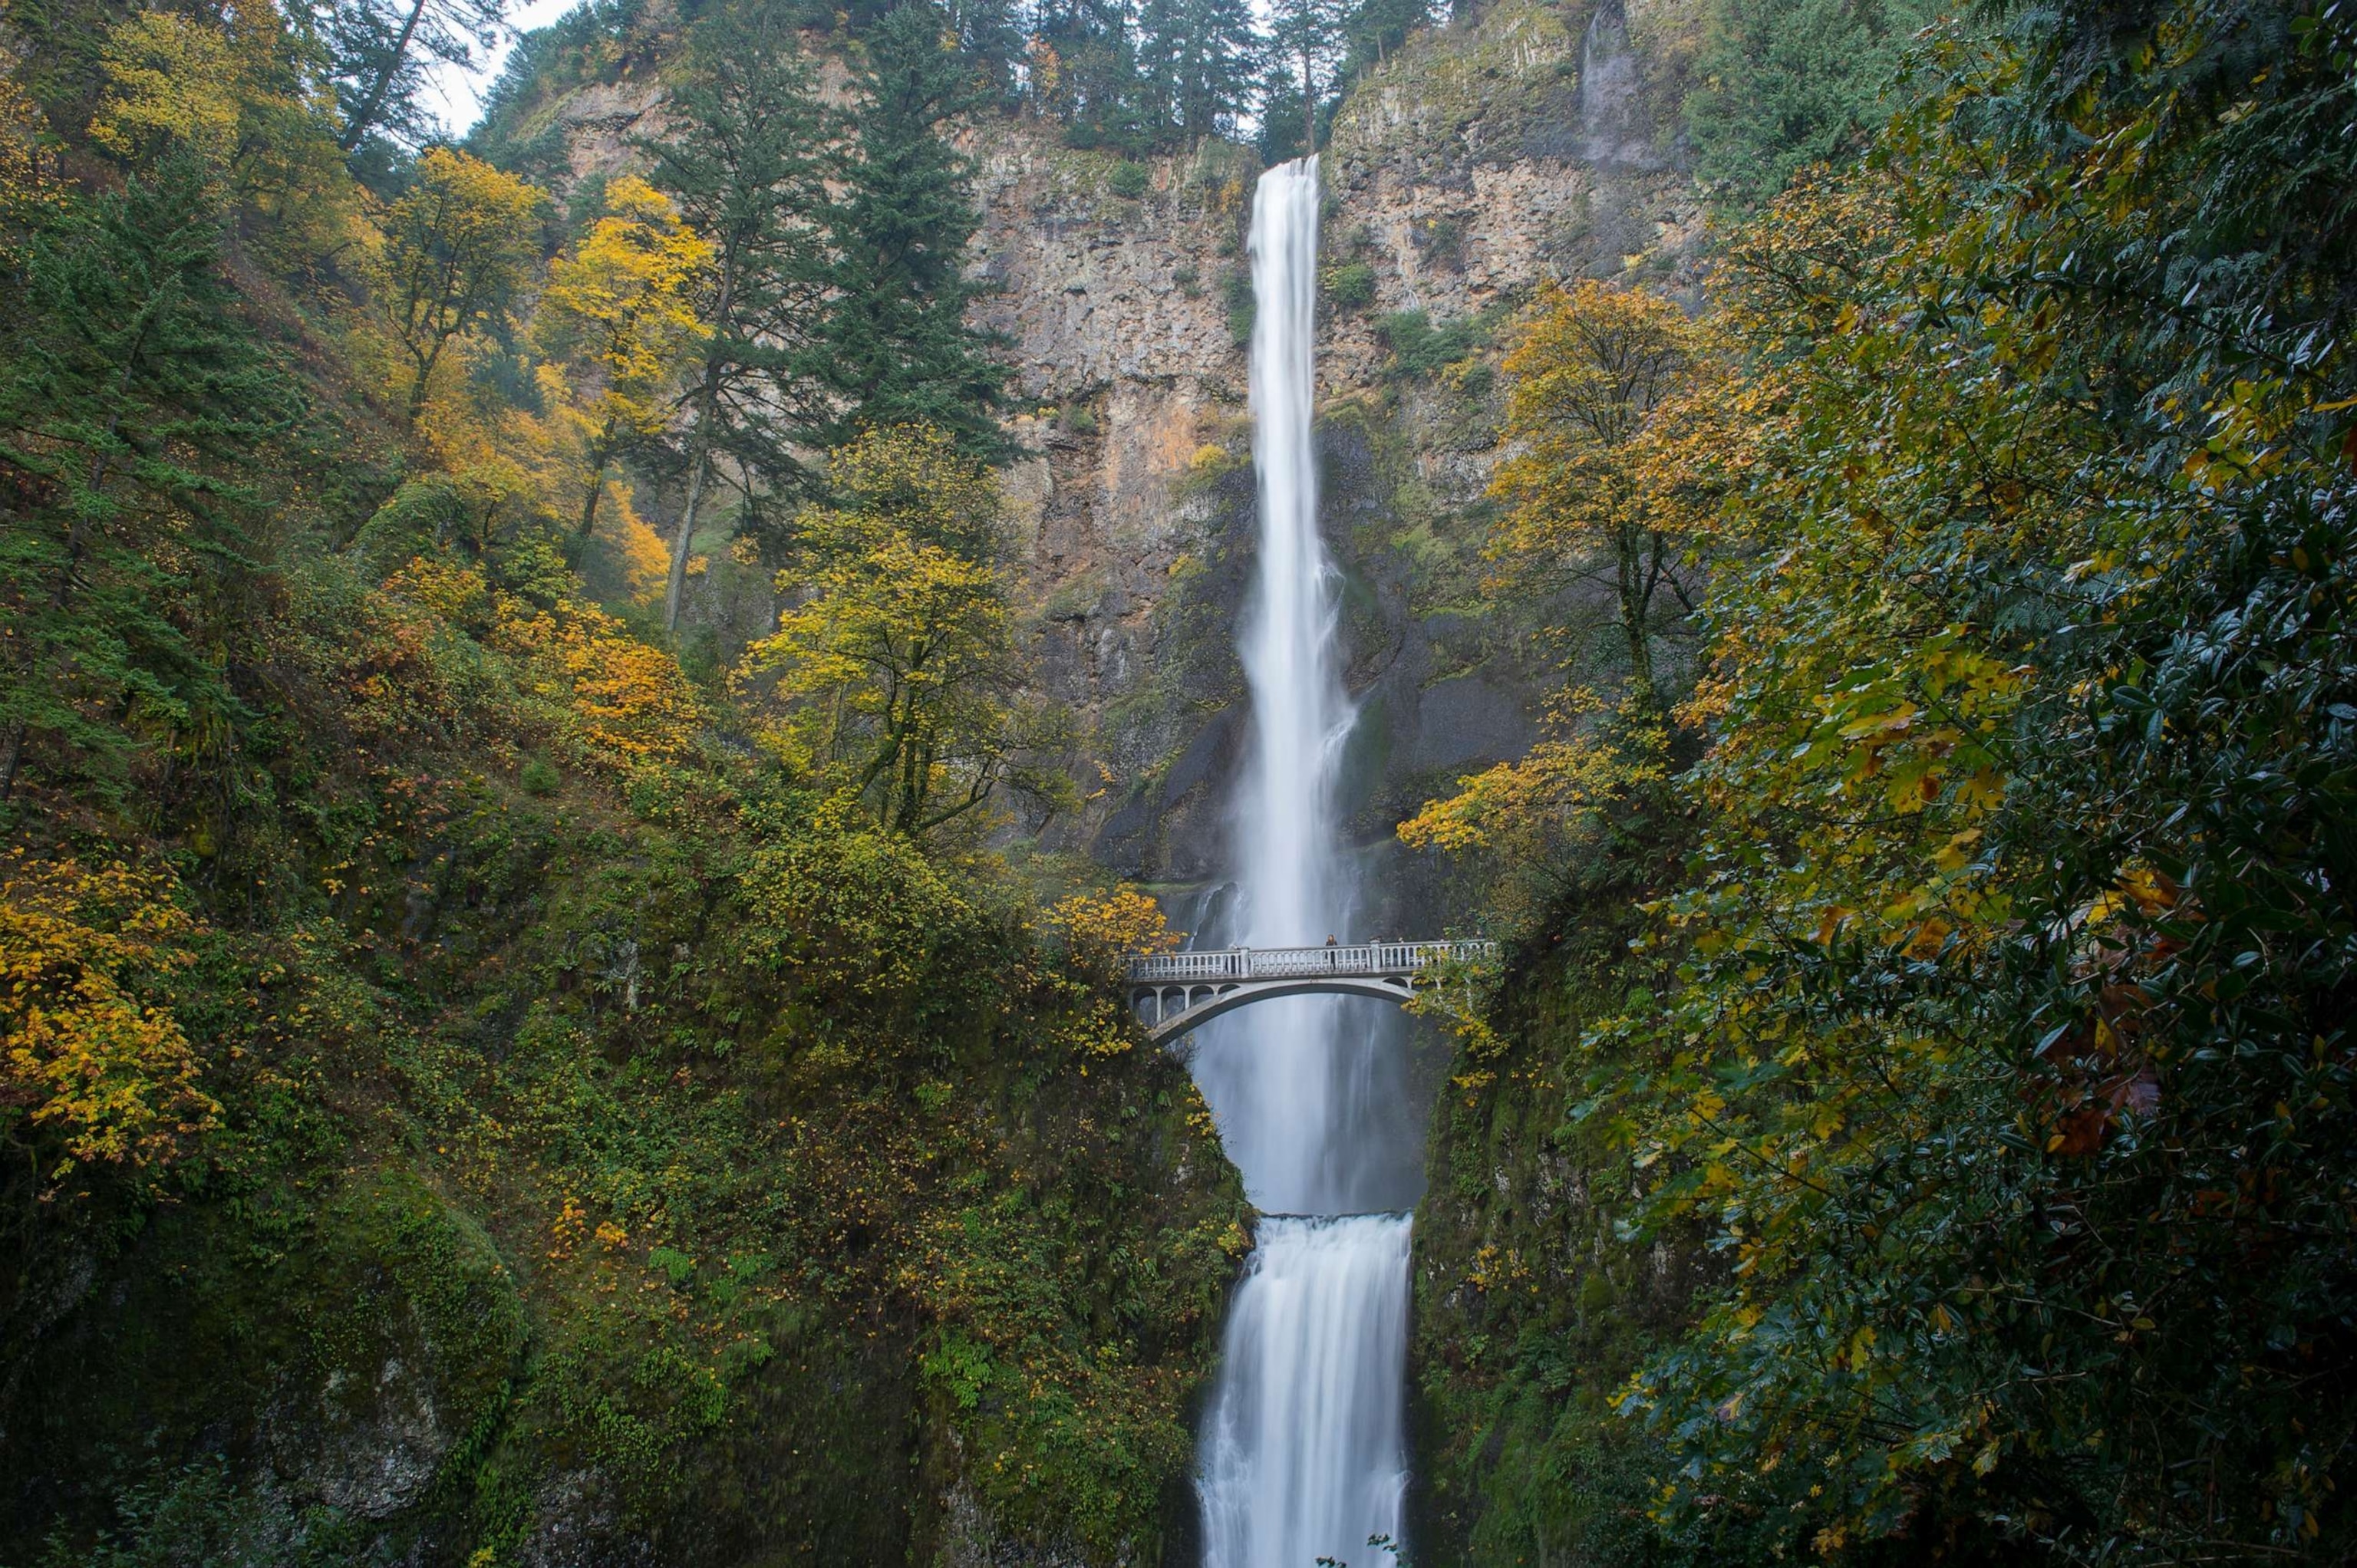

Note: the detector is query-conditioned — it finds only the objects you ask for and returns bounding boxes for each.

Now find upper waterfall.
[1192,155,1416,1568]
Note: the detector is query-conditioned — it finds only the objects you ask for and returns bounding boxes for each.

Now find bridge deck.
[1126,939,1495,985]
[1124,940,1495,1043]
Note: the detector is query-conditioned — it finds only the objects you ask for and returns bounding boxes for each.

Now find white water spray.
[1192,156,1415,1568]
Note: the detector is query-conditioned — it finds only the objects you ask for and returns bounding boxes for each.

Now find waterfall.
[1192,156,1415,1568]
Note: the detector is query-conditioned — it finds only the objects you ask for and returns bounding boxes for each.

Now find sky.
[420,0,584,137]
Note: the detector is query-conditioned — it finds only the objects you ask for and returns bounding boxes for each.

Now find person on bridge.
[1325,934,1337,970]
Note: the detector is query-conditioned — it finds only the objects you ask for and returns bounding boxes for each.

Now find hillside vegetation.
[0,1,1249,1561]
[5,0,2356,1558]
[1400,0,2357,1560]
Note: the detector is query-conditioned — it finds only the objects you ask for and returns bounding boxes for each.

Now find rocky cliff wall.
[977,0,1703,935]
[491,1,1699,931]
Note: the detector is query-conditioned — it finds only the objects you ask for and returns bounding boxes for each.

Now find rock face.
[486,0,1700,931]
[975,0,1701,931]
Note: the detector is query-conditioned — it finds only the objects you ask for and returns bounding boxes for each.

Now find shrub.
[1224,268,1254,346]
[1376,308,1486,380]
[1108,160,1149,199]
[1323,261,1376,309]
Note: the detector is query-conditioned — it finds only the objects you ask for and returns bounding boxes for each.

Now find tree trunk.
[1617,519,1658,715]
[665,252,736,632]
[579,462,606,539]
[1300,46,1317,156]
[0,720,24,802]
[340,0,432,152]
[664,443,710,632]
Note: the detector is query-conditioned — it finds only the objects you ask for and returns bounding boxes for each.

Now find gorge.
[8,0,2352,1560]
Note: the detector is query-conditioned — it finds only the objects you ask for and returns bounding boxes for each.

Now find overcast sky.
[421,0,584,136]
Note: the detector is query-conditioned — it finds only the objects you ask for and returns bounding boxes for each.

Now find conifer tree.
[311,0,507,160]
[804,3,1009,460]
[1137,0,1261,143]
[1336,0,1431,85]
[1264,0,1344,157]
[642,0,830,630]
[0,155,294,801]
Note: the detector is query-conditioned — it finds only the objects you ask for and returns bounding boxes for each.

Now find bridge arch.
[1125,939,1495,1047]
[1134,976,1420,1046]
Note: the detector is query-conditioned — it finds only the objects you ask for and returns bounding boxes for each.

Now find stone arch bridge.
[1126,940,1498,1046]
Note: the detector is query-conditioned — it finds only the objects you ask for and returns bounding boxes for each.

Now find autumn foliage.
[0,854,214,1188]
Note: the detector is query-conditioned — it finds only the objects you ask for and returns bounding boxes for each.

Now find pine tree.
[0,154,295,802]
[1337,0,1432,86]
[944,0,1026,106]
[308,0,507,161]
[1264,0,1345,157]
[1137,0,1261,144]
[804,3,1009,460]
[1185,0,1264,141]
[642,0,831,630]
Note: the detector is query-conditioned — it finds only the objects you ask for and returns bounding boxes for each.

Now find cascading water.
[1191,156,1415,1568]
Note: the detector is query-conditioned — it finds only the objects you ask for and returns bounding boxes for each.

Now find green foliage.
[38,1456,374,1566]
[1108,159,1150,199]
[0,10,1239,1562]
[639,0,831,625]
[0,151,296,805]
[1373,307,1493,381]
[799,5,1010,460]
[1223,264,1254,346]
[315,0,505,162]
[1412,0,2357,1561]
[1683,0,1932,207]
[1322,259,1376,308]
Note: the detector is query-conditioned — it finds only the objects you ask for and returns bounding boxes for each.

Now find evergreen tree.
[642,0,831,630]
[1335,0,1432,86]
[1137,0,1261,143]
[1029,0,1151,150]
[1683,0,1933,207]
[0,155,295,802]
[944,0,1026,106]
[804,3,1009,460]
[308,0,507,162]
[1264,0,1344,158]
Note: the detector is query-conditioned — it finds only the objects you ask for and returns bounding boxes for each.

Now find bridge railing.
[1126,939,1495,984]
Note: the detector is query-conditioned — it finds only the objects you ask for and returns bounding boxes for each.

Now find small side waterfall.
[1192,157,1415,1568]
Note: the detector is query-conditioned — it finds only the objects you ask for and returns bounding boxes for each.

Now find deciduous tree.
[1489,278,1732,717]
[375,147,545,420]
[736,426,1057,835]
[533,176,709,540]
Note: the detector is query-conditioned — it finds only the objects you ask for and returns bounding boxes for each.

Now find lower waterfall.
[1196,1215,1413,1568]
[1189,156,1414,1568]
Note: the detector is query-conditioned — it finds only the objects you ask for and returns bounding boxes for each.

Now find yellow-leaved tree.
[375,147,546,421]
[89,5,354,264]
[1398,281,1741,908]
[534,176,710,540]
[737,426,1065,836]
[1488,278,1736,716]
[0,854,216,1192]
